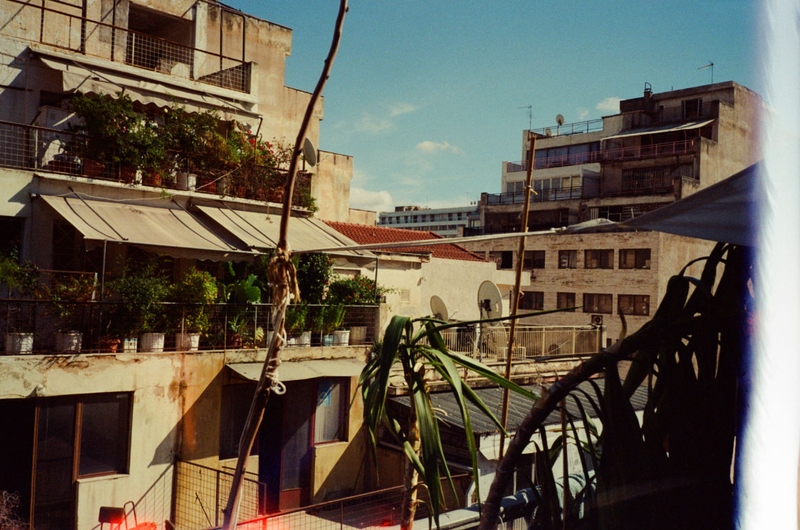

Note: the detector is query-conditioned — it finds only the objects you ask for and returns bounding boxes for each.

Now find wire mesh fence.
[438,325,601,361]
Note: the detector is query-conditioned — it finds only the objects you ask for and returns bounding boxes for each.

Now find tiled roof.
[323,221,486,262]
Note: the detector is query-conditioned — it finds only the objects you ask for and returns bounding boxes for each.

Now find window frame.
[582,293,613,314]
[618,294,651,316]
[313,378,349,445]
[556,292,576,312]
[523,250,546,270]
[619,248,651,269]
[519,291,544,311]
[584,249,614,269]
[558,250,577,269]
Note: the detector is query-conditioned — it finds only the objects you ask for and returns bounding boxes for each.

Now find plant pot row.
[2,331,202,354]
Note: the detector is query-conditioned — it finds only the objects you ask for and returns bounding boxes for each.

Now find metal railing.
[4,0,252,92]
[486,186,584,205]
[174,461,265,529]
[529,119,604,138]
[0,299,378,354]
[222,474,472,530]
[0,120,313,205]
[437,325,600,361]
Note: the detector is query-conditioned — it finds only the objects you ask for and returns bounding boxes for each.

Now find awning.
[39,195,254,260]
[227,359,365,382]
[604,119,714,141]
[35,50,259,124]
[193,204,374,258]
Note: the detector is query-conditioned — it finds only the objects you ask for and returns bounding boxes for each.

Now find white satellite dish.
[478,280,504,320]
[302,137,317,167]
[556,114,565,126]
[430,295,449,322]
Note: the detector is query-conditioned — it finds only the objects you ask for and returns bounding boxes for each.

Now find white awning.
[35,51,259,124]
[227,359,365,382]
[39,195,254,260]
[604,119,714,141]
[193,204,374,258]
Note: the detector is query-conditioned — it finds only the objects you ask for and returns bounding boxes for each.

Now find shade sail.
[604,119,714,141]
[193,204,373,258]
[39,195,253,260]
[35,51,258,123]
[227,359,365,382]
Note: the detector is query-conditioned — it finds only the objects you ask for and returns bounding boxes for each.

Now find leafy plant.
[360,315,538,529]
[316,303,345,336]
[108,262,170,336]
[294,253,334,304]
[285,304,307,336]
[169,268,218,333]
[327,275,387,305]
[0,252,40,298]
[45,273,96,332]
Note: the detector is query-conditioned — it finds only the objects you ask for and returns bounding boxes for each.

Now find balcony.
[529,118,604,138]
[5,0,252,93]
[486,185,583,205]
[0,120,313,207]
[438,324,600,360]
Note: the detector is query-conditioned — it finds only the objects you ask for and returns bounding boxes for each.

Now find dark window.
[558,250,577,269]
[682,98,702,119]
[52,220,79,271]
[583,293,613,314]
[619,249,651,269]
[519,291,544,310]
[557,292,576,312]
[220,384,259,459]
[314,379,348,444]
[584,249,613,269]
[523,250,546,269]
[619,294,650,316]
[78,394,132,476]
[490,251,514,269]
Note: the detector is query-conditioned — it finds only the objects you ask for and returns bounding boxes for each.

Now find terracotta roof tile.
[323,222,486,262]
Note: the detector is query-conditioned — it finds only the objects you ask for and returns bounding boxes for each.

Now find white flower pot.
[139,332,165,353]
[175,332,201,351]
[176,172,197,191]
[299,331,312,346]
[333,330,350,346]
[5,332,33,354]
[122,337,138,353]
[349,326,367,345]
[54,331,82,353]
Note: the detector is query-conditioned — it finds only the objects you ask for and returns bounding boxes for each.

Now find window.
[220,384,259,459]
[557,292,576,312]
[583,293,613,314]
[558,250,577,269]
[490,251,514,269]
[682,98,702,119]
[519,291,544,310]
[314,379,348,444]
[584,249,613,269]
[523,250,546,269]
[619,249,651,269]
[619,294,650,316]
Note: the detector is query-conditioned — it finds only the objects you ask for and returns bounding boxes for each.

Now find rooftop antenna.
[698,61,714,84]
[517,105,532,130]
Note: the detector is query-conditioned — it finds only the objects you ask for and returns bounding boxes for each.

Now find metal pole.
[498,133,537,460]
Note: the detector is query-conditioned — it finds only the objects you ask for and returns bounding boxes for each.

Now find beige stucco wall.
[314,151,354,222]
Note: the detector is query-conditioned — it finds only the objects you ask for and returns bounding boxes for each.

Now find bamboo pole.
[498,133,536,460]
[221,3,348,528]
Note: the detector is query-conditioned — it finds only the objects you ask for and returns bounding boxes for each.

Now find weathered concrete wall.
[314,151,353,222]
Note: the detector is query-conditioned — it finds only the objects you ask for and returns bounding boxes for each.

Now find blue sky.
[226,1,762,213]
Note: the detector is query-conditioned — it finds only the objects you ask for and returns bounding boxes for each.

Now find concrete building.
[0,2,375,529]
[377,204,480,237]
[464,81,762,339]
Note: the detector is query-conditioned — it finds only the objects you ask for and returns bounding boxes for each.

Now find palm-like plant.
[360,315,538,529]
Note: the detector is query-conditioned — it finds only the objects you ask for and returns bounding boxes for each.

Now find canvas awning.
[35,50,259,124]
[603,119,714,141]
[193,204,374,258]
[227,359,365,382]
[39,195,254,260]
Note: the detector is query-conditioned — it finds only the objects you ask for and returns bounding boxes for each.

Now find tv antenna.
[517,105,532,130]
[698,61,714,84]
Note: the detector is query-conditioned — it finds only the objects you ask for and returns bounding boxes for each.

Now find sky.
[225,1,762,214]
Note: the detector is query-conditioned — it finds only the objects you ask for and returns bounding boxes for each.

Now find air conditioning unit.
[591,314,604,326]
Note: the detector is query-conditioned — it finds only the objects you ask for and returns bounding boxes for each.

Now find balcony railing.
[0,120,313,205]
[438,324,600,360]
[486,186,583,205]
[0,299,378,354]
[529,118,604,138]
[5,0,252,93]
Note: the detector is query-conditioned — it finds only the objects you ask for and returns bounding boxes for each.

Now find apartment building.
[464,81,762,339]
[377,204,480,237]
[0,2,373,529]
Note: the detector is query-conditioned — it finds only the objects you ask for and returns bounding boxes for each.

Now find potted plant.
[317,304,345,347]
[285,304,307,346]
[0,253,40,354]
[46,273,96,353]
[169,268,218,351]
[108,262,169,352]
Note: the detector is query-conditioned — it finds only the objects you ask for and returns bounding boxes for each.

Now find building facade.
[377,204,479,237]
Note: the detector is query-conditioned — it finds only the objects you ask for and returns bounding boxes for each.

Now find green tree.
[360,315,538,529]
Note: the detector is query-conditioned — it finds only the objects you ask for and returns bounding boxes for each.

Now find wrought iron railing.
[4,0,252,93]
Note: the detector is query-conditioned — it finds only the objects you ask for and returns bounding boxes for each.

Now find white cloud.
[389,102,418,117]
[338,101,418,135]
[596,97,621,112]
[348,187,395,213]
[576,107,590,120]
[351,112,392,133]
[415,140,461,154]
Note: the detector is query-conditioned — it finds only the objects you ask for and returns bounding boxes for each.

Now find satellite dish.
[478,281,504,320]
[556,114,565,126]
[302,137,317,167]
[430,295,449,322]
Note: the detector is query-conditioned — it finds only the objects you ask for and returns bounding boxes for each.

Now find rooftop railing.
[4,0,252,93]
[485,185,583,205]
[529,118,604,138]
[438,324,601,360]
